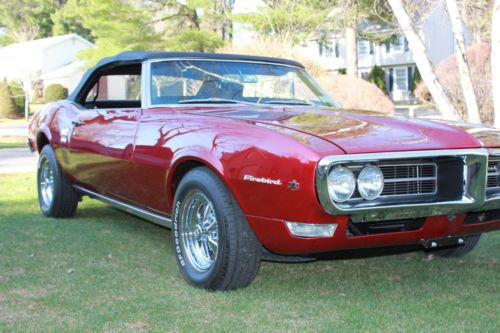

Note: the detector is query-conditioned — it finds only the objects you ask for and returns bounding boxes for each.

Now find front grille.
[487,157,500,190]
[380,164,437,197]
[350,162,438,199]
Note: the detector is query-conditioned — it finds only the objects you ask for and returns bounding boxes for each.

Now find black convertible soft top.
[68,51,305,103]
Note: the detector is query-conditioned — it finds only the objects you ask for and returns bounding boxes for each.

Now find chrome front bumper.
[316,148,499,222]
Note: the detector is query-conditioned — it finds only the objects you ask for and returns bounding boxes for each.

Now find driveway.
[0,148,37,174]
[0,124,29,137]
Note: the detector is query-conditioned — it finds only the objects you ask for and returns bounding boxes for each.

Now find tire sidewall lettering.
[173,200,185,267]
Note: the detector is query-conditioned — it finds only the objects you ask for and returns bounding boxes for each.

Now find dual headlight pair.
[327,165,384,203]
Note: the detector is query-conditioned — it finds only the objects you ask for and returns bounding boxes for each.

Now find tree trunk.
[492,0,500,128]
[445,0,481,123]
[388,0,458,120]
[345,23,358,78]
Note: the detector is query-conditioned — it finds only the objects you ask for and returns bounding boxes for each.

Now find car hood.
[200,106,491,154]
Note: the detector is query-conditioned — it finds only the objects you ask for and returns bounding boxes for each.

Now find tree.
[458,0,493,44]
[51,0,93,41]
[66,0,161,66]
[0,0,61,44]
[446,0,481,123]
[387,0,458,120]
[235,0,333,44]
[9,81,26,115]
[492,0,500,128]
[0,79,17,118]
[327,0,394,78]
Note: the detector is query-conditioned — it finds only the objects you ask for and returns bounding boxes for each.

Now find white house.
[0,34,94,96]
[299,2,468,103]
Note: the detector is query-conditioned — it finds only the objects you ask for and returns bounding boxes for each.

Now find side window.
[82,65,141,109]
[85,75,141,102]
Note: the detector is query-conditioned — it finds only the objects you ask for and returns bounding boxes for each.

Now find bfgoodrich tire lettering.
[37,145,79,218]
[172,167,262,291]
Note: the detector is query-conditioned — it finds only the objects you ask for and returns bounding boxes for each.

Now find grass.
[0,173,499,332]
[0,136,26,149]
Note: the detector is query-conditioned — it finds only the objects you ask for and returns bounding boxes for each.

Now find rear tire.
[172,167,262,291]
[434,234,482,257]
[37,145,79,218]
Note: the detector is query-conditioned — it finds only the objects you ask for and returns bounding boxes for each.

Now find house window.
[392,37,403,52]
[324,44,333,57]
[395,68,408,91]
[319,43,333,57]
[358,41,368,57]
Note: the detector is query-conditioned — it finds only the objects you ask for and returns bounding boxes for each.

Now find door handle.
[71,120,85,127]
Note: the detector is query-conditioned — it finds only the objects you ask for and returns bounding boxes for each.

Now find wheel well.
[36,133,49,152]
[171,160,205,194]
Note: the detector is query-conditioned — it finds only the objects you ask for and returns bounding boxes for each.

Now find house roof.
[40,60,85,80]
[0,34,94,58]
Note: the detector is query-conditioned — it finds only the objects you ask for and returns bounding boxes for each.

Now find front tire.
[37,145,79,218]
[172,167,262,291]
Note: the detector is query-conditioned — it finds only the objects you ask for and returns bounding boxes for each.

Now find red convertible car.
[28,51,500,290]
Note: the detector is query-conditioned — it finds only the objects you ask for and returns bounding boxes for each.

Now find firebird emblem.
[243,175,282,186]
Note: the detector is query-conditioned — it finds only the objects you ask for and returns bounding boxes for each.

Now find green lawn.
[1,173,499,332]
[0,136,26,149]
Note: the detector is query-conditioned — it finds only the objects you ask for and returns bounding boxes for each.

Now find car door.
[68,68,142,201]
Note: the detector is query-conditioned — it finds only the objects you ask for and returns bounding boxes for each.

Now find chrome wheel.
[39,156,55,210]
[179,191,219,272]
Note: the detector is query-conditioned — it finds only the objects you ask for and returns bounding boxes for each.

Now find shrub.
[0,79,17,118]
[317,75,394,114]
[9,81,25,115]
[414,44,493,125]
[411,67,422,93]
[368,66,388,95]
[44,84,68,103]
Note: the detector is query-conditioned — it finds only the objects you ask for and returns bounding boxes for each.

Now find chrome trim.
[142,58,304,109]
[74,186,172,228]
[481,149,500,210]
[316,149,489,222]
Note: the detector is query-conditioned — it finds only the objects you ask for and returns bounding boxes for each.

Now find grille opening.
[349,162,438,199]
[338,157,464,208]
[348,218,425,236]
[463,209,500,225]
[487,157,500,190]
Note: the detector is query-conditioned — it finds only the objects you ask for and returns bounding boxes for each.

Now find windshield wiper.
[178,98,256,106]
[262,100,314,106]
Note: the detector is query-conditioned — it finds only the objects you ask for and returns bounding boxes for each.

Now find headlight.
[357,165,384,200]
[327,166,356,202]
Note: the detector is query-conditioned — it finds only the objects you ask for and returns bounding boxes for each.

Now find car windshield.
[149,60,337,107]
